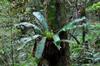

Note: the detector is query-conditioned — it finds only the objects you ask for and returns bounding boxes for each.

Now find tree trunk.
[55,1,71,66]
[58,31,71,66]
[47,0,71,66]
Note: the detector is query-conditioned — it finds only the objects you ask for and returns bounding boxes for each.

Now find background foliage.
[0,0,100,66]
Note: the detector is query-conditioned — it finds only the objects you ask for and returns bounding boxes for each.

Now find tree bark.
[58,31,71,66]
[46,0,71,66]
[55,0,71,66]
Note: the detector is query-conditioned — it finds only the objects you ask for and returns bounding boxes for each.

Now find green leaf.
[53,34,75,50]
[53,34,61,50]
[31,24,42,34]
[87,23,100,30]
[61,39,75,44]
[87,2,100,12]
[17,35,40,50]
[15,22,42,34]
[94,23,100,29]
[72,47,82,53]
[59,17,86,32]
[93,53,100,57]
[35,37,46,59]
[19,35,40,44]
[33,12,49,30]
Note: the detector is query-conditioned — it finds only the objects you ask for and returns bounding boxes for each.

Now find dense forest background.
[0,0,100,66]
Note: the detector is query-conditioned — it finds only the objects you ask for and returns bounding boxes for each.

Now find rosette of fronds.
[15,11,87,59]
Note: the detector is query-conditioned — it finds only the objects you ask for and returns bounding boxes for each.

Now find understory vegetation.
[0,0,100,66]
